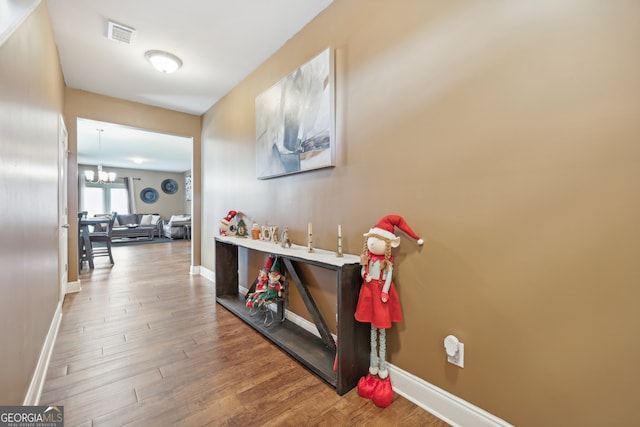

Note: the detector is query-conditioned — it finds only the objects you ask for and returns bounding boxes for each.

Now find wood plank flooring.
[42,240,449,426]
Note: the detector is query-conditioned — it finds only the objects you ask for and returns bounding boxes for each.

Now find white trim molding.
[388,364,513,427]
[23,301,62,405]
[198,265,214,283]
[65,279,81,294]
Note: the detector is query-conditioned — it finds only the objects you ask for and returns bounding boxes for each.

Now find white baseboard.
[199,266,214,283]
[65,279,81,294]
[23,301,62,405]
[200,269,510,426]
[388,365,513,427]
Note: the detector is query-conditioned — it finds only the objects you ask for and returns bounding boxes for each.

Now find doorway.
[76,118,194,260]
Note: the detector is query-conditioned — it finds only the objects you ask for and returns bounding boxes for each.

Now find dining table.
[78,217,112,272]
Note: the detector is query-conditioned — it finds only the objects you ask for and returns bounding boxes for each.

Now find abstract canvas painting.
[256,48,334,179]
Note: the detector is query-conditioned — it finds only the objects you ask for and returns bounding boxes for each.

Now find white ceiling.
[46,0,333,172]
[77,118,193,173]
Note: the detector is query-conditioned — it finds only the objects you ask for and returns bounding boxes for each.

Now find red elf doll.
[354,214,423,408]
[246,256,273,308]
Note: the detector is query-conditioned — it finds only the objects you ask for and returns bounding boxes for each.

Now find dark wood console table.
[214,236,370,395]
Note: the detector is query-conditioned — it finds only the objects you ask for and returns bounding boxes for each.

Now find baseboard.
[201,269,510,426]
[65,279,81,294]
[199,266,214,283]
[388,365,513,427]
[23,301,62,405]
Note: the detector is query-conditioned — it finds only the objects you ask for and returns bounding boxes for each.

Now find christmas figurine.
[281,226,292,248]
[236,218,248,238]
[254,257,285,308]
[219,210,237,236]
[246,257,273,308]
[354,214,423,408]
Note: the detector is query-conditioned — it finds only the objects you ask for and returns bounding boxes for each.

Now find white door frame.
[58,115,69,301]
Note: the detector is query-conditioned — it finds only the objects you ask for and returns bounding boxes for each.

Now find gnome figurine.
[354,214,423,408]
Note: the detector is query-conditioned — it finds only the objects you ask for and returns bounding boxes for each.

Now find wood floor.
[42,240,449,427]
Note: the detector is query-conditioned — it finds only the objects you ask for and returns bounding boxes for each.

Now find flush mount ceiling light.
[145,50,183,74]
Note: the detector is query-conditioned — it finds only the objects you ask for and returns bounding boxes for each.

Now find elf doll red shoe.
[354,215,423,408]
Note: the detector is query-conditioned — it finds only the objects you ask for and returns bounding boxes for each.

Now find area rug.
[112,236,174,246]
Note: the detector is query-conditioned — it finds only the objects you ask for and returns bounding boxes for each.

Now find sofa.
[93,213,163,239]
[162,214,191,239]
[116,213,163,238]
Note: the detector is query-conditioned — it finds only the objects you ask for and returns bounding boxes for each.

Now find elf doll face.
[269,271,281,282]
[367,235,400,255]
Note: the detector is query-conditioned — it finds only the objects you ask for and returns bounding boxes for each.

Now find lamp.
[84,129,116,183]
[145,49,183,74]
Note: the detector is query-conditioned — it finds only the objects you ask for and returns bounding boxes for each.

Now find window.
[81,182,129,217]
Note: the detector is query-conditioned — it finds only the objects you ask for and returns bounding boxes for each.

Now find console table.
[214,236,370,395]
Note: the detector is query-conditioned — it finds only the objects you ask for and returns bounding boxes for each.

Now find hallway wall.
[0,1,65,404]
[200,1,640,425]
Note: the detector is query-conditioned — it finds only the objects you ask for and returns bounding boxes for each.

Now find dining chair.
[78,211,90,270]
[88,211,117,265]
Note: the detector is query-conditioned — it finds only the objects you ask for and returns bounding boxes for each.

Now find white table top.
[215,235,361,267]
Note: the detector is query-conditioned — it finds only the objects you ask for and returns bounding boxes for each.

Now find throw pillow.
[151,215,160,225]
[140,214,153,225]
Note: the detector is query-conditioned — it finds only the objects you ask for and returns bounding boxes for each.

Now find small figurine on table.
[236,218,248,238]
[354,214,423,408]
[219,210,237,236]
[281,226,292,248]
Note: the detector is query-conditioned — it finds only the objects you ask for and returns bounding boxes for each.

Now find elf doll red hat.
[262,256,274,270]
[364,214,424,246]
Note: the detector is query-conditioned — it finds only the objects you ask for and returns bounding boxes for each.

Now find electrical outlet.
[447,342,464,368]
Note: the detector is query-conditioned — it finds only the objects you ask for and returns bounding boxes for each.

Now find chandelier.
[84,128,116,183]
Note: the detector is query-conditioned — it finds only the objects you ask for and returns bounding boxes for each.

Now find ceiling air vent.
[107,21,135,44]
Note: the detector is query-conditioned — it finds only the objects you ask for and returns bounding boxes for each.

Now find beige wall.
[201,1,640,425]
[0,1,65,404]
[65,89,202,282]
